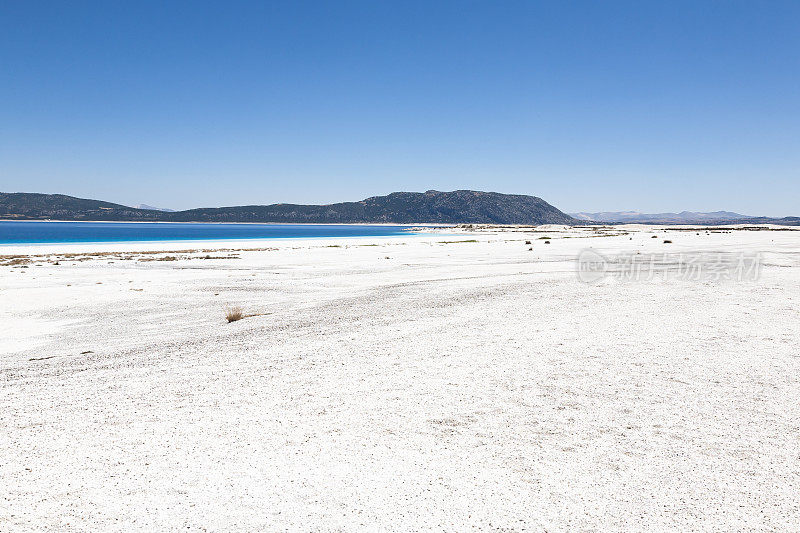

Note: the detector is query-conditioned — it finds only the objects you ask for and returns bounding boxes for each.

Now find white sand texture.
[1,225,799,531]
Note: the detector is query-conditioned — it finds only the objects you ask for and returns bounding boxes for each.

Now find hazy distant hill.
[0,190,575,225]
[134,203,175,212]
[570,210,756,224]
[569,210,799,226]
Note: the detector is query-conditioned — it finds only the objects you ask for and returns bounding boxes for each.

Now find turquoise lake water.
[0,221,416,244]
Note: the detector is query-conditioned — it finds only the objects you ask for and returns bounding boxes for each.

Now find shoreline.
[0,230,461,256]
[2,223,798,255]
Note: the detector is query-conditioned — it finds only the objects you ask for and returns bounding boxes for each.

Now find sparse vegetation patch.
[225,307,244,323]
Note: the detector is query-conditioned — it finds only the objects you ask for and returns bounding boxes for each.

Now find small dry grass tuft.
[225,306,244,323]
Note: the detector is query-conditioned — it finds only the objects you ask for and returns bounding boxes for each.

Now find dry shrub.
[225,306,244,323]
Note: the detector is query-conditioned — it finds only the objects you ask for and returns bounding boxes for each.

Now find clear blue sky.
[1,1,798,215]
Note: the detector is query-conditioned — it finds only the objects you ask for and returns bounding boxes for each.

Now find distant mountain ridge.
[0,190,575,225]
[569,210,799,226]
[570,210,756,224]
[4,192,797,226]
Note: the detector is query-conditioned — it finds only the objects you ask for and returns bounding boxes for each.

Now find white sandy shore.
[1,225,799,531]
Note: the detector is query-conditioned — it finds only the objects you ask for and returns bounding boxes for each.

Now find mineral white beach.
[2,225,799,531]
